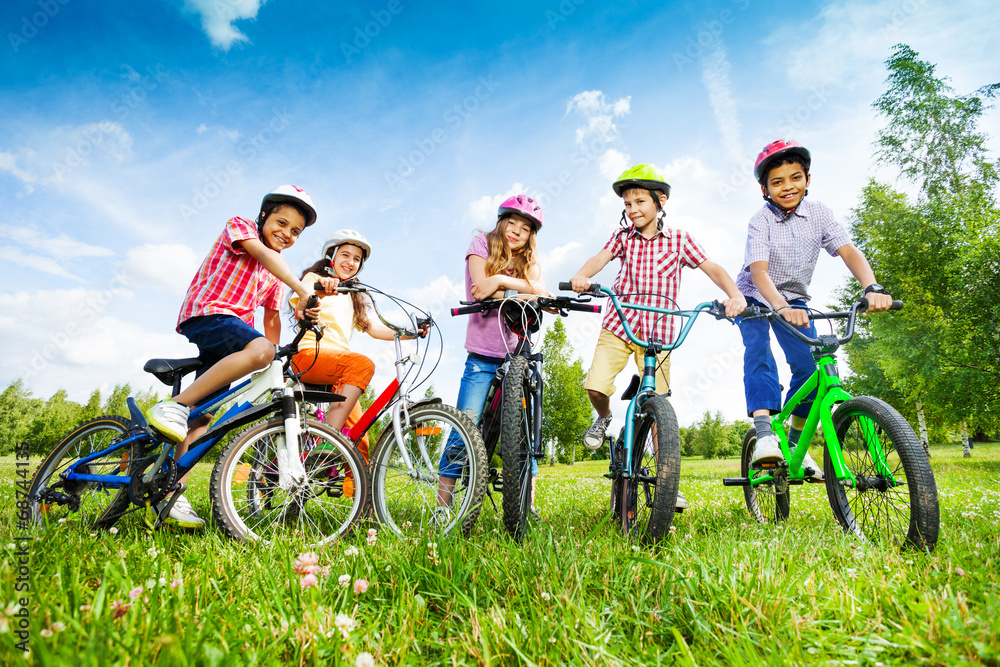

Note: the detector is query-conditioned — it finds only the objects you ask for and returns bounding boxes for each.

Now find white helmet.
[323,229,372,261]
[260,185,317,227]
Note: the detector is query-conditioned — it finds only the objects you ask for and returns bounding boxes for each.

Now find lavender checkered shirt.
[735,200,852,304]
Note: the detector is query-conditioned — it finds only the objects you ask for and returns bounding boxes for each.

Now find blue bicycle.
[27,302,370,546]
[562,281,728,543]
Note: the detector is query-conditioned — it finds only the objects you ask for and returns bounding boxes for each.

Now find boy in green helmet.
[569,164,746,511]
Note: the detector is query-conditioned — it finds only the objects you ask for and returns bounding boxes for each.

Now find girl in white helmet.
[289,230,412,462]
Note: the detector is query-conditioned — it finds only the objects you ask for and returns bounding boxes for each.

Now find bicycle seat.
[143,357,203,386]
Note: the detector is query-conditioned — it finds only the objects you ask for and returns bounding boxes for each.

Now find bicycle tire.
[369,403,487,537]
[827,396,939,551]
[620,395,680,543]
[210,417,368,546]
[500,356,533,541]
[26,416,139,530]
[740,428,790,524]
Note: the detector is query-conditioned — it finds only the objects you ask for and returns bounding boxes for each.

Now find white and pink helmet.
[497,194,543,231]
[260,185,317,227]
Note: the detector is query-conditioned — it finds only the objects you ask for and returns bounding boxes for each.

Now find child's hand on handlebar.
[569,275,591,293]
[722,294,748,318]
[777,304,810,327]
[863,291,894,313]
[314,276,340,294]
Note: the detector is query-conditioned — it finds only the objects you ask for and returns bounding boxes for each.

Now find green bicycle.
[723,298,939,551]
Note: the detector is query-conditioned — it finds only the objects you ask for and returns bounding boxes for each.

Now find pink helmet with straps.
[753,139,811,184]
[497,195,543,231]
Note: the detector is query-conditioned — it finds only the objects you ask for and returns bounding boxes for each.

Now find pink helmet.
[753,140,811,184]
[261,185,317,227]
[497,195,543,231]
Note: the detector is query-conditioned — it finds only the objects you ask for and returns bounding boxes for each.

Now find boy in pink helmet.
[570,164,746,511]
[144,185,320,528]
[736,140,893,475]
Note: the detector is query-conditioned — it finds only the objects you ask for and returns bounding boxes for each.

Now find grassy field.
[3,442,998,666]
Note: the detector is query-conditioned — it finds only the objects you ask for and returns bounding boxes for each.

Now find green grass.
[3,443,999,666]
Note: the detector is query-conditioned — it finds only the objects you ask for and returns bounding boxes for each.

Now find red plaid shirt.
[602,225,708,344]
[176,216,282,331]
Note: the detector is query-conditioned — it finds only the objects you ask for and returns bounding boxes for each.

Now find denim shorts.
[179,314,265,404]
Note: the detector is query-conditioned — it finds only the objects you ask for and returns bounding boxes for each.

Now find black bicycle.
[451,292,600,540]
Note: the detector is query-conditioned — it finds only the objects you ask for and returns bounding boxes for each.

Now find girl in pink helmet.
[435,195,546,520]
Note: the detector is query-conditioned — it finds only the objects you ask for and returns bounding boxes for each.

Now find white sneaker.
[797,450,824,481]
[431,506,452,529]
[146,494,205,529]
[752,434,782,465]
[583,415,613,450]
[147,400,189,443]
[675,489,689,512]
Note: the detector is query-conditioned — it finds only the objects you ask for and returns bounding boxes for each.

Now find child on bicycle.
[144,185,319,528]
[569,164,746,511]
[289,229,423,463]
[737,140,893,476]
[435,195,546,521]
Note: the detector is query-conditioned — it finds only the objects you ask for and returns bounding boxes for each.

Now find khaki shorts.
[584,328,671,397]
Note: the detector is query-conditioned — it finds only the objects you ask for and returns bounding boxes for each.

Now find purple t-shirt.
[464,233,519,357]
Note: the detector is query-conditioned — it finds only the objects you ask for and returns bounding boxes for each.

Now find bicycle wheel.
[369,403,487,537]
[500,356,533,541]
[211,417,368,546]
[740,428,790,524]
[827,397,939,551]
[620,395,680,543]
[27,416,140,530]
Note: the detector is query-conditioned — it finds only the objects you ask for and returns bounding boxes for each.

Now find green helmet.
[612,164,671,199]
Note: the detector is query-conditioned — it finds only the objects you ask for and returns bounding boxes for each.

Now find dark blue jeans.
[737,299,817,419]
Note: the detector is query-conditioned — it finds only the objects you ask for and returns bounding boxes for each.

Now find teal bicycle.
[722,299,940,551]
[561,281,728,543]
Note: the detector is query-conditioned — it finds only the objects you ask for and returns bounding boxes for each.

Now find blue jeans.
[439,354,501,479]
[737,299,817,419]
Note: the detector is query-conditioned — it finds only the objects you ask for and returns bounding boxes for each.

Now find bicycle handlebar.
[311,280,432,338]
[450,294,601,317]
[742,298,903,348]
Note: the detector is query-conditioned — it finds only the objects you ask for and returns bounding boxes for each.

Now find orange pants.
[291,347,374,462]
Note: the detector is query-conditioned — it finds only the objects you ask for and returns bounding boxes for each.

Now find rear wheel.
[211,417,368,546]
[620,395,680,543]
[500,356,534,541]
[27,416,139,530]
[827,397,939,551]
[369,403,487,537]
[741,428,790,524]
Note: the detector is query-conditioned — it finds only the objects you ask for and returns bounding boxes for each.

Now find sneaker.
[751,434,782,465]
[529,505,540,522]
[797,449,825,481]
[583,415,613,450]
[431,506,452,529]
[675,489,689,512]
[146,400,190,443]
[145,494,205,529]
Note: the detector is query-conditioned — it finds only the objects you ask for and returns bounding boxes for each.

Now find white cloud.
[566,90,631,146]
[598,148,629,181]
[183,0,267,50]
[0,225,115,281]
[700,44,745,164]
[121,244,201,294]
[0,150,37,185]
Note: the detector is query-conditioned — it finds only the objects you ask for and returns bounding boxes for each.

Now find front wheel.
[741,428,790,524]
[620,395,680,543]
[369,403,487,537]
[27,416,139,530]
[500,356,533,541]
[827,397,939,551]
[210,417,368,546]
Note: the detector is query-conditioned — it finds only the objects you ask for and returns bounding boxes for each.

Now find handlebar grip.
[859,297,905,312]
[559,281,602,293]
[563,302,602,314]
[451,304,484,316]
[304,294,319,310]
[558,282,573,291]
[313,279,360,293]
[891,300,904,311]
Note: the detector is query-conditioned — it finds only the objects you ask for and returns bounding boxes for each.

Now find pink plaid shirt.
[176,216,282,331]
[602,225,708,345]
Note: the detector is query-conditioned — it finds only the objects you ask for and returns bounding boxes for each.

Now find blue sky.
[2,0,998,428]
